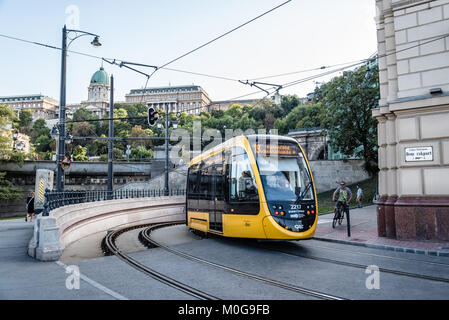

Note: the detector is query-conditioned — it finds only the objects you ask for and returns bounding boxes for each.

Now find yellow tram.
[186,134,318,240]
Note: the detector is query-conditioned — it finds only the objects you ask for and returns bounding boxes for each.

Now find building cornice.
[391,0,432,10]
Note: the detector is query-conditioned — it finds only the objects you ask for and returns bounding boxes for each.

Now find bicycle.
[332,201,348,228]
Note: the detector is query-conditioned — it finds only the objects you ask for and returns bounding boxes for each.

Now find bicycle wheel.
[338,209,344,225]
[332,212,338,228]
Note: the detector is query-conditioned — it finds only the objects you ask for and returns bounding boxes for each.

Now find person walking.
[356,185,363,208]
[26,191,35,222]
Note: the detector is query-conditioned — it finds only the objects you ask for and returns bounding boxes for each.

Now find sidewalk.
[315,205,449,257]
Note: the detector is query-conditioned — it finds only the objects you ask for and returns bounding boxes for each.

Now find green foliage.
[73,145,89,161]
[319,65,379,174]
[0,105,27,165]
[0,172,23,201]
[280,95,301,115]
[130,146,154,160]
[285,103,324,130]
[34,135,52,153]
[31,119,50,144]
[18,110,33,128]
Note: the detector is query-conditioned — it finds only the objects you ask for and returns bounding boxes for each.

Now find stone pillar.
[34,169,54,215]
[374,112,387,237]
[384,113,397,238]
[29,216,63,261]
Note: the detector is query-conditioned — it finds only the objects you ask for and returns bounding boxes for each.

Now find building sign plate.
[405,147,433,162]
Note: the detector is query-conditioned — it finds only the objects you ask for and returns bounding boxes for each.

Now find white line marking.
[55,261,129,300]
[317,220,333,224]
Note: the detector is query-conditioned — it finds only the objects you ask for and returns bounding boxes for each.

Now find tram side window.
[187,164,200,199]
[215,164,225,201]
[199,165,213,200]
[230,153,258,202]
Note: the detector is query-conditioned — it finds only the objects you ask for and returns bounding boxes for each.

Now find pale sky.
[0,0,377,104]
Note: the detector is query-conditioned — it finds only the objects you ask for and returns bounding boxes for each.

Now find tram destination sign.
[405,146,433,162]
[255,143,299,156]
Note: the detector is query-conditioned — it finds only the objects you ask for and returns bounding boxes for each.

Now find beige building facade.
[125,85,211,114]
[373,0,449,240]
[208,99,257,111]
[0,94,59,120]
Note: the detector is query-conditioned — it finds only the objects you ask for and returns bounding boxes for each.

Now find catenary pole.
[107,75,114,199]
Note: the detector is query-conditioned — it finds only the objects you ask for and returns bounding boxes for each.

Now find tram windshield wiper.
[295,181,312,204]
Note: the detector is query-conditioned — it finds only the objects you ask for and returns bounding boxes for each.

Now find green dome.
[90,67,109,84]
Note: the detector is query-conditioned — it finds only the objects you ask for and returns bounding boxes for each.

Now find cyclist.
[332,181,352,219]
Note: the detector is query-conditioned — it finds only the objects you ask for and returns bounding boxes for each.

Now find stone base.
[376,196,387,237]
[35,246,64,262]
[395,197,449,241]
[385,196,398,239]
[29,215,64,261]
[377,196,449,241]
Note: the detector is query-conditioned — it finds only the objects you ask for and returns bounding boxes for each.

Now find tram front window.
[257,155,314,202]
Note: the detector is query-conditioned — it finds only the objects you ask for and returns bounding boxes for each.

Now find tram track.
[300,240,449,267]
[256,242,449,284]
[103,220,219,300]
[139,223,346,300]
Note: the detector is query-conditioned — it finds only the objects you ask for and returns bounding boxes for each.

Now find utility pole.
[56,25,67,192]
[56,25,101,192]
[107,75,114,199]
[164,103,169,196]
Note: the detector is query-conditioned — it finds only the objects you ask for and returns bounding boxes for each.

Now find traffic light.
[148,106,158,126]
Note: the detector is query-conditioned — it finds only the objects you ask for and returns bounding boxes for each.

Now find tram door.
[209,165,224,233]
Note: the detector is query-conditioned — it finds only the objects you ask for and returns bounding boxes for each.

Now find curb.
[313,236,449,257]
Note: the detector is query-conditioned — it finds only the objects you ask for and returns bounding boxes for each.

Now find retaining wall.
[28,196,185,261]
[309,160,370,193]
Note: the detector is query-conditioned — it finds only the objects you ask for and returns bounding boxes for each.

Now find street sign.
[405,146,433,162]
[61,156,71,170]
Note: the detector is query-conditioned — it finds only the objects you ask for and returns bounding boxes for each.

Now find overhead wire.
[156,0,292,71]
[2,29,448,117]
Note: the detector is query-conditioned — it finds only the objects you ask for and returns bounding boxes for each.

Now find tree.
[31,119,50,143]
[130,146,154,160]
[0,172,23,201]
[34,135,52,153]
[18,110,33,128]
[130,125,151,147]
[0,105,16,159]
[285,103,324,130]
[225,104,243,118]
[319,65,379,174]
[73,145,89,161]
[280,95,301,115]
[71,121,96,137]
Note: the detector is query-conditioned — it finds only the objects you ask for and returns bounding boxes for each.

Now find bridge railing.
[42,188,186,216]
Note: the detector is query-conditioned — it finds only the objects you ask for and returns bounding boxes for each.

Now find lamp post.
[56,25,101,192]
[12,131,18,152]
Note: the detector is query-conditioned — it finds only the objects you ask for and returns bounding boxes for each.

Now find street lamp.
[56,25,102,192]
[12,131,18,152]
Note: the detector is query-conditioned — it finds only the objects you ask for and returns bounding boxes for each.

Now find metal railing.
[42,188,186,216]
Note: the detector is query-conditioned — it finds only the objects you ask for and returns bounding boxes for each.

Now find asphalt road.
[1,221,448,300]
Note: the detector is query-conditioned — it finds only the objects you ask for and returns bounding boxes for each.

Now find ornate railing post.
[43,188,50,217]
